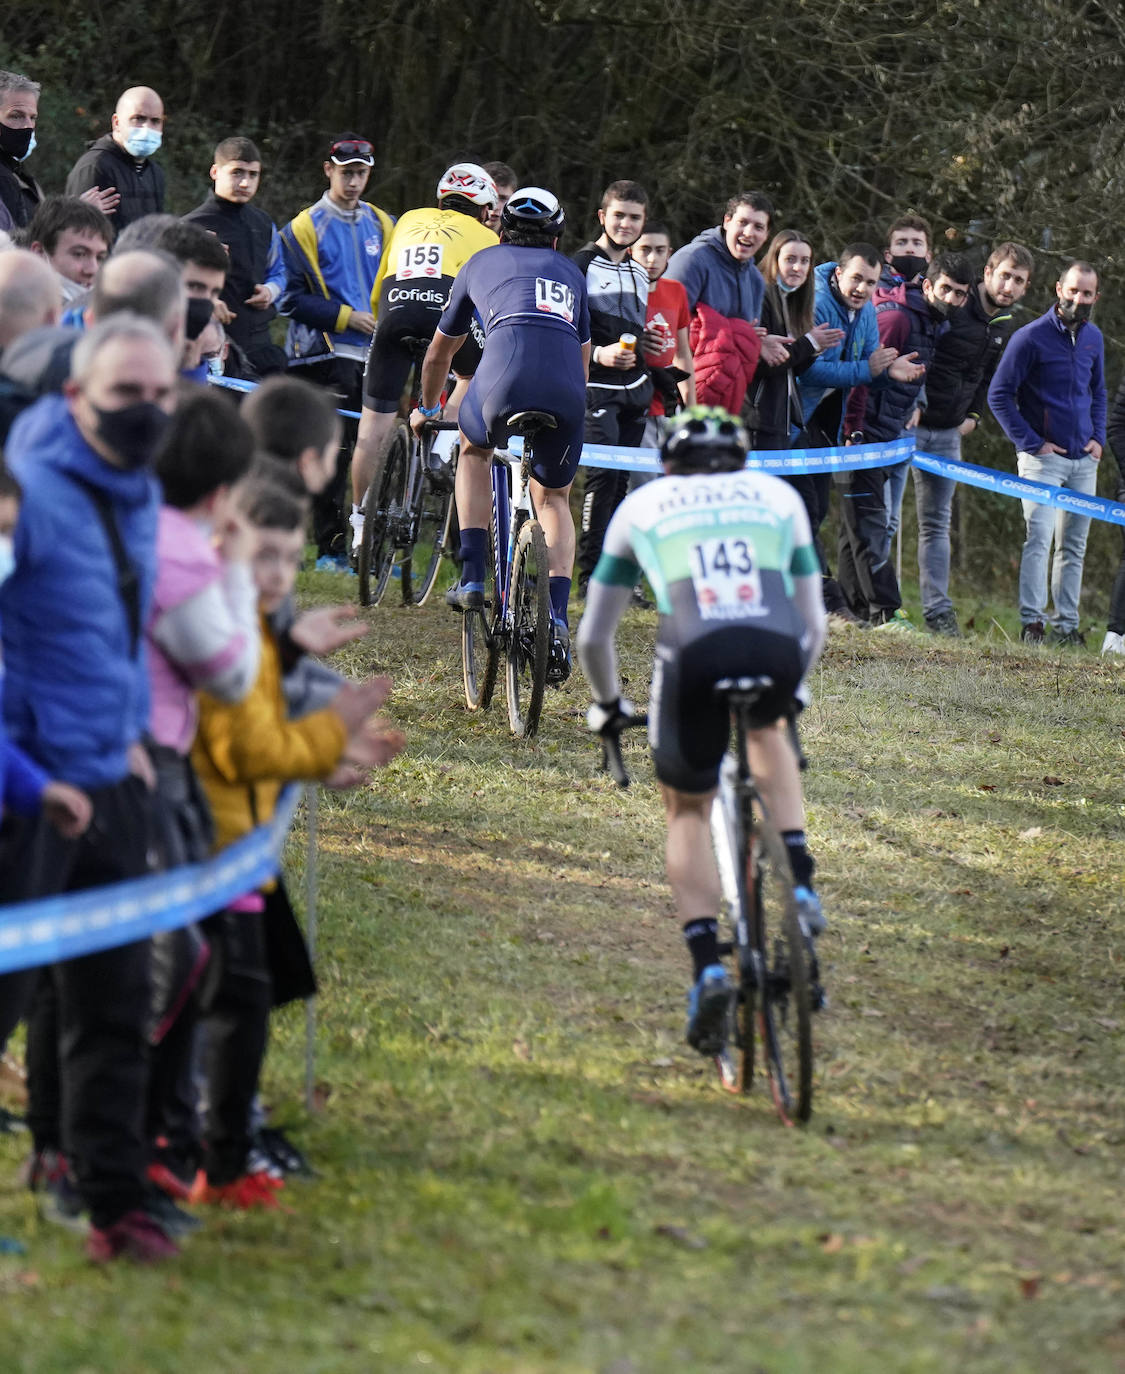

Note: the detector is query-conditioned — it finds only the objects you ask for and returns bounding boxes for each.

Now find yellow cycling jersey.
[372,207,498,311]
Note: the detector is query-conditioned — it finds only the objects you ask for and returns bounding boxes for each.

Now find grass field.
[3,570,1125,1373]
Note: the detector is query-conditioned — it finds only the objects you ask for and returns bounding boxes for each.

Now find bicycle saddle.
[506,410,558,435]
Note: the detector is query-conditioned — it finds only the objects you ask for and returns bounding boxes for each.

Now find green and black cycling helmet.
[660,405,748,474]
[500,186,565,238]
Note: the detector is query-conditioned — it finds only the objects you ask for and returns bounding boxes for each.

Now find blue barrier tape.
[0,788,301,975]
[911,451,1125,528]
[211,375,1125,525]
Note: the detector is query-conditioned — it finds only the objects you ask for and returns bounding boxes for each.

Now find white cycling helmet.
[437,162,499,209]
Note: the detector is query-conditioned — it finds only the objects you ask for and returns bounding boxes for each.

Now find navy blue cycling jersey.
[438,245,591,345]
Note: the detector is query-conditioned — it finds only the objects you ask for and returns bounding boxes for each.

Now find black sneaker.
[143,1185,203,1238]
[24,1147,87,1231]
[924,609,962,638]
[630,585,654,610]
[1049,627,1087,649]
[254,1126,315,1178]
[1020,620,1045,643]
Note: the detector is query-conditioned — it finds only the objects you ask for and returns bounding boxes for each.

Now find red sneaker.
[189,1170,283,1210]
[87,1209,180,1263]
[146,1160,195,1202]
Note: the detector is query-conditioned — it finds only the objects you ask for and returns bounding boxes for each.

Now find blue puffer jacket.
[794,262,883,439]
[1,396,159,787]
[667,226,765,325]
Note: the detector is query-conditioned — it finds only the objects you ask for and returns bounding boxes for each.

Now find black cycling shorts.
[648,626,806,794]
[362,299,482,412]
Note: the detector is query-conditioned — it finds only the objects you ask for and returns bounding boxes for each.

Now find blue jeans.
[912,424,962,619]
[880,458,911,565]
[1016,451,1098,631]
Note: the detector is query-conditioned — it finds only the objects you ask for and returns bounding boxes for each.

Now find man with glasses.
[278,133,394,569]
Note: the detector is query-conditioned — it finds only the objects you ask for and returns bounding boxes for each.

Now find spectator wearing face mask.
[66,87,166,229]
[0,70,42,234]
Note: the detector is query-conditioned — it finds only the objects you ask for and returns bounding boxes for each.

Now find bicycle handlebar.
[598,712,649,788]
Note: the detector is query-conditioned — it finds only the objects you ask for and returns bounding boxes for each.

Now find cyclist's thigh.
[363,304,436,413]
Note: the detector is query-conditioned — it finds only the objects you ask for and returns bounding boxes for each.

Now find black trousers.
[783,471,848,616]
[576,397,649,589]
[836,465,902,620]
[294,357,364,556]
[2,776,158,1228]
[1110,528,1125,635]
[198,905,272,1184]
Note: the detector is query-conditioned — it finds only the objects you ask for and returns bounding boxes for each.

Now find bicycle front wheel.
[407,465,455,607]
[462,524,499,711]
[752,817,813,1125]
[505,519,551,738]
[358,422,409,608]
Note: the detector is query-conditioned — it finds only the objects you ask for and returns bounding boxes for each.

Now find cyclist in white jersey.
[576,407,828,1054]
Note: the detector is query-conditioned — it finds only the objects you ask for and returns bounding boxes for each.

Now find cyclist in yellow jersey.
[348,163,498,553]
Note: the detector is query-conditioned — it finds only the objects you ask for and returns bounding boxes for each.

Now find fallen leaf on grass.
[1043,776,1064,786]
[820,1233,845,1253]
[1019,826,1043,840]
[1093,1017,1120,1030]
[512,1039,532,1061]
[861,1008,885,1018]
[987,732,1001,744]
[1019,1275,1042,1299]
[654,1223,708,1251]
[978,783,997,792]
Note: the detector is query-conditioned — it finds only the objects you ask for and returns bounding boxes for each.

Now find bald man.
[0,249,60,353]
[66,87,166,228]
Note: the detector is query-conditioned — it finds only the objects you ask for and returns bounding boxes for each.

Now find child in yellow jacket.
[189,467,401,1207]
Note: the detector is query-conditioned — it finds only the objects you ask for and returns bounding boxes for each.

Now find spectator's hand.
[642,323,670,357]
[809,323,845,352]
[906,407,921,430]
[127,742,156,791]
[869,346,899,377]
[323,763,366,790]
[349,311,376,336]
[596,342,636,370]
[760,334,793,367]
[291,605,369,655]
[78,185,120,216]
[41,782,93,839]
[215,500,257,565]
[332,676,393,733]
[888,351,924,383]
[958,416,978,437]
[1035,441,1066,456]
[213,299,235,326]
[1085,439,1103,462]
[344,718,406,768]
[245,284,272,310]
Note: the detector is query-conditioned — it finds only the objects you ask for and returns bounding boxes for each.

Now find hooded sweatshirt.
[667,226,765,326]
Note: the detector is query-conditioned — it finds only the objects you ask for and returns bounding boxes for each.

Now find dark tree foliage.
[7,0,1125,590]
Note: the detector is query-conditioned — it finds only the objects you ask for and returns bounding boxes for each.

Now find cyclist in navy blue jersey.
[410,187,591,673]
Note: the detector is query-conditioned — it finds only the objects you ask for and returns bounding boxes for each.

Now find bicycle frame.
[489,444,535,625]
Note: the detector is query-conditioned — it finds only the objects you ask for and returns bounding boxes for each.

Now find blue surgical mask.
[124,127,162,159]
[777,279,800,295]
[0,534,15,587]
[205,354,224,380]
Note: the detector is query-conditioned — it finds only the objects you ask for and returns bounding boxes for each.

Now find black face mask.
[0,123,33,162]
[1057,298,1093,325]
[94,401,170,470]
[890,254,928,281]
[185,296,214,342]
[926,295,951,322]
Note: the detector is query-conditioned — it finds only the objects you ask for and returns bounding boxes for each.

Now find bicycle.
[461,410,563,739]
[357,339,458,609]
[601,676,820,1126]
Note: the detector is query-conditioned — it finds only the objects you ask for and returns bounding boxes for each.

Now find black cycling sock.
[782,831,815,889]
[683,918,720,978]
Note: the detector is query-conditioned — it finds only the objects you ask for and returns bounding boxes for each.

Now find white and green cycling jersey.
[591,470,819,641]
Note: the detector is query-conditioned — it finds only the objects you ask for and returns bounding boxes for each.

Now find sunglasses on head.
[330,139,374,164]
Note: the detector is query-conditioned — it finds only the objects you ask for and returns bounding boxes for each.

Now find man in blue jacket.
[792,244,923,621]
[279,133,394,567]
[1,315,180,1262]
[988,261,1106,646]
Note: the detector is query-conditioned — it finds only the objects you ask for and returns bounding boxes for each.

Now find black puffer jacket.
[744,284,818,450]
[0,151,42,231]
[921,285,1017,430]
[65,134,166,228]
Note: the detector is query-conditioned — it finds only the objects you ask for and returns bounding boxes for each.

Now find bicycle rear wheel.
[752,816,813,1124]
[711,764,755,1095]
[358,422,409,608]
[462,525,499,711]
[505,518,550,738]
